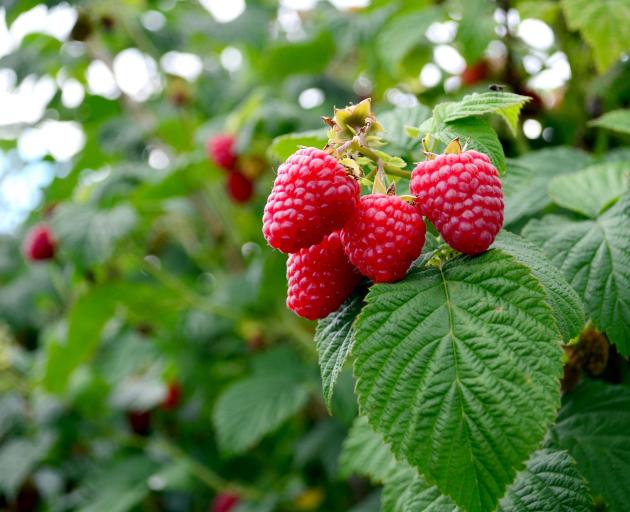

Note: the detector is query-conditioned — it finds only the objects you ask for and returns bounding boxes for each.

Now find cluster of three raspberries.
[263,147,504,320]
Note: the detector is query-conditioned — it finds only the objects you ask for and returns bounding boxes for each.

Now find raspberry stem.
[352,141,411,178]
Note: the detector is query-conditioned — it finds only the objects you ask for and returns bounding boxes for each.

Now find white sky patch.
[329,0,370,8]
[425,21,457,44]
[385,88,418,108]
[148,147,170,169]
[61,78,84,108]
[280,0,317,9]
[0,74,56,126]
[141,10,166,31]
[276,7,307,41]
[419,63,442,88]
[518,19,554,50]
[523,118,542,139]
[298,87,324,109]
[18,121,85,162]
[528,51,571,90]
[86,60,120,99]
[434,45,466,75]
[220,46,242,72]
[199,0,245,23]
[444,76,461,93]
[113,48,162,101]
[161,51,203,81]
[523,54,543,74]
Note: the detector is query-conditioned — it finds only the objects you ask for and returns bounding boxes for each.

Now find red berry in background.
[212,493,239,512]
[226,171,254,203]
[24,223,55,261]
[410,150,504,255]
[286,231,361,320]
[208,134,237,170]
[341,194,426,283]
[461,60,490,86]
[126,410,152,437]
[161,381,182,410]
[263,148,360,254]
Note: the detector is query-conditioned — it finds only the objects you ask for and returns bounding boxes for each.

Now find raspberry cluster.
[263,144,504,320]
[207,133,254,204]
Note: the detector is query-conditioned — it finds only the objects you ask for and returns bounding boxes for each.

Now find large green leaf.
[435,92,531,134]
[453,0,495,64]
[338,416,398,484]
[561,0,630,73]
[523,194,630,355]
[0,432,55,499]
[261,31,336,79]
[589,108,630,135]
[267,129,328,162]
[213,349,312,454]
[51,203,137,267]
[381,449,591,512]
[548,162,630,218]
[549,380,630,512]
[315,293,364,409]
[379,104,431,153]
[353,250,563,511]
[502,147,594,226]
[492,231,585,342]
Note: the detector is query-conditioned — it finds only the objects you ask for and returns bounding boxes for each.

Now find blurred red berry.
[161,381,182,410]
[461,60,489,86]
[226,171,254,203]
[208,134,237,170]
[212,493,239,512]
[126,410,152,437]
[24,223,55,261]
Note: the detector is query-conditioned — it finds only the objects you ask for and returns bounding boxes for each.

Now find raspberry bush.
[1,2,630,512]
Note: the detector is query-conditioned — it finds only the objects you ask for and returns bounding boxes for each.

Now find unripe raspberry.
[212,493,239,512]
[24,223,55,261]
[226,171,253,203]
[341,194,426,283]
[410,150,503,255]
[263,147,360,254]
[207,134,237,170]
[286,231,361,320]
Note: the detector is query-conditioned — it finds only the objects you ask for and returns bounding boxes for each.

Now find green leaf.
[376,7,442,72]
[353,250,563,512]
[589,108,630,135]
[492,231,585,342]
[261,31,336,79]
[438,117,506,173]
[453,0,495,64]
[436,92,531,134]
[523,195,630,355]
[502,148,594,226]
[213,350,312,454]
[379,104,431,153]
[315,293,363,409]
[549,380,630,512]
[338,416,398,484]
[561,0,630,73]
[0,432,55,499]
[548,162,630,218]
[43,283,179,394]
[268,129,328,162]
[51,203,137,267]
[381,449,591,512]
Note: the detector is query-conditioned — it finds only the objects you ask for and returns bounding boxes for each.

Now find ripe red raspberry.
[24,223,55,261]
[161,381,182,410]
[263,148,360,254]
[341,194,426,283]
[286,231,361,320]
[207,134,237,170]
[212,493,239,512]
[410,150,503,255]
[226,170,253,203]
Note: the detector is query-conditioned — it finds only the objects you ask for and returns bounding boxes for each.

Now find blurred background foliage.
[0,0,629,511]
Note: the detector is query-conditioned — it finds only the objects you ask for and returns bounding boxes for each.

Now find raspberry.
[286,231,361,320]
[161,381,182,410]
[226,170,254,203]
[263,148,359,254]
[212,493,239,512]
[341,194,426,283]
[207,134,237,170]
[24,223,55,261]
[410,150,503,255]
